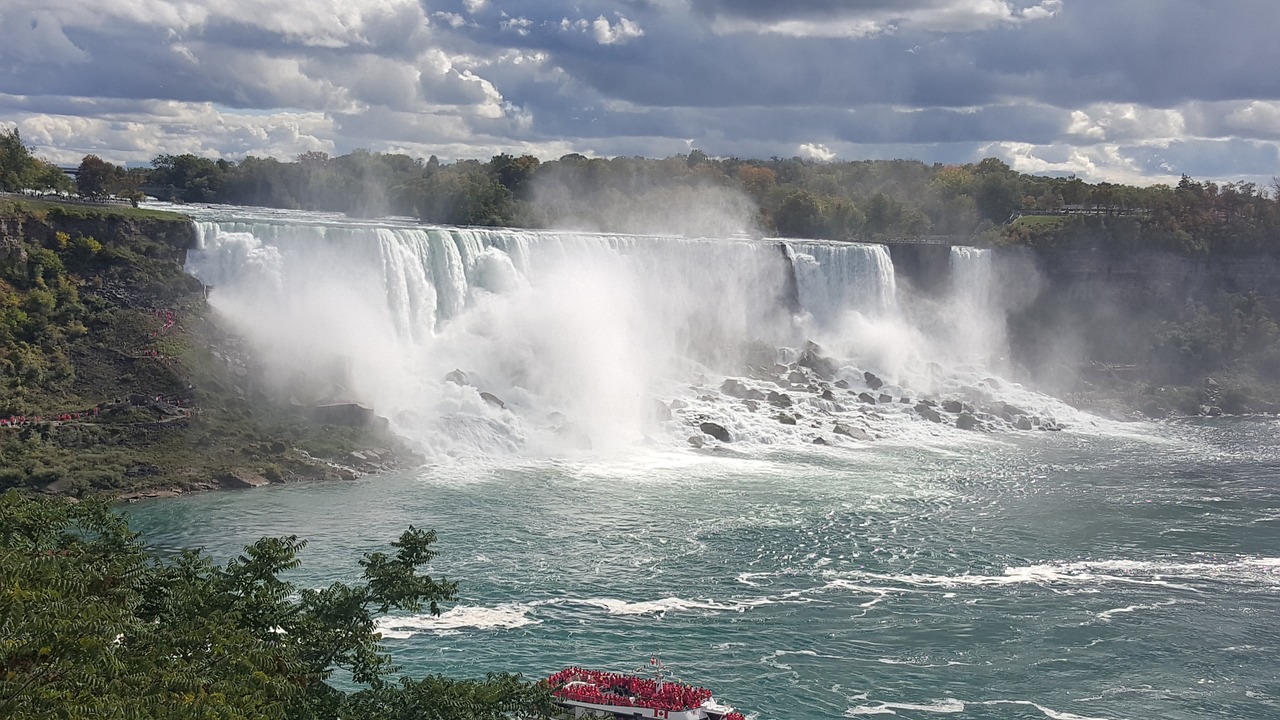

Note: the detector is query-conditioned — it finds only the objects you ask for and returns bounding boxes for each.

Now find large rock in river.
[219,468,271,489]
[915,403,943,423]
[798,347,838,380]
[699,422,732,443]
[312,403,379,427]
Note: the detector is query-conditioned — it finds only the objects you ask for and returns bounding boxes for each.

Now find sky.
[2,0,1278,186]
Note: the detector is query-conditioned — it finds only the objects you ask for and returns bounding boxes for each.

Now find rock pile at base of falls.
[659,341,1071,446]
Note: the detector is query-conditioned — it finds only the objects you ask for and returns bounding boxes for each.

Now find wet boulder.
[777,413,797,425]
[220,468,270,489]
[834,379,850,389]
[312,403,379,427]
[721,378,752,398]
[767,391,793,408]
[699,422,732,443]
[649,399,673,422]
[798,347,838,380]
[480,392,506,409]
[687,435,705,448]
[1014,415,1034,430]
[820,388,836,401]
[915,403,943,423]
[955,412,980,431]
[858,392,877,404]
[834,423,872,441]
[942,399,964,414]
[863,371,884,390]
[812,436,828,445]
[878,393,894,404]
[444,369,470,386]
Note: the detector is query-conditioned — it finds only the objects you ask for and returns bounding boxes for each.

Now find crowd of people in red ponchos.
[0,408,99,428]
[153,309,177,337]
[547,667,744,719]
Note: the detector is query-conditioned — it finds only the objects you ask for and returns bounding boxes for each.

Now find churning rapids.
[127,205,1279,720]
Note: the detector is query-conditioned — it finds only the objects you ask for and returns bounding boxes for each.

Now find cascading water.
[184,207,1087,458]
[947,246,1003,366]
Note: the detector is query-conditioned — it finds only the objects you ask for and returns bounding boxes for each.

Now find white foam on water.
[1094,598,1183,622]
[977,700,1113,720]
[376,602,541,638]
[817,555,1280,596]
[845,698,966,715]
[565,595,772,616]
[846,698,1111,719]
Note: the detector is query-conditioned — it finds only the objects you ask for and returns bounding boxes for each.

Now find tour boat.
[547,664,746,720]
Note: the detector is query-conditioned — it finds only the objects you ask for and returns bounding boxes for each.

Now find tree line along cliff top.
[4,127,1279,255]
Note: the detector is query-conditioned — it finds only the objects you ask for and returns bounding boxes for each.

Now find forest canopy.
[4,127,1280,254]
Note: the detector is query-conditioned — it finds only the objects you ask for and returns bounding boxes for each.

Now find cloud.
[591,15,645,45]
[0,0,1278,185]
[697,0,1063,38]
[799,143,836,162]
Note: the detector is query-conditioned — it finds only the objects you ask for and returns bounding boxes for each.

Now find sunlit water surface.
[125,417,1280,720]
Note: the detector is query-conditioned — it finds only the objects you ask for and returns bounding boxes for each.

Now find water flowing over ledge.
[181,207,1093,459]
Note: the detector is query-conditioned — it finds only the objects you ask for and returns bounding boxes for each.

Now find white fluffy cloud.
[0,0,1278,184]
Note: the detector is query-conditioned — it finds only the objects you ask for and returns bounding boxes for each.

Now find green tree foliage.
[0,130,72,194]
[0,490,557,720]
[121,146,1280,254]
[76,155,120,197]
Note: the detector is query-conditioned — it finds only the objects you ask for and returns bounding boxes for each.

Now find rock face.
[699,422,732,442]
[798,344,838,380]
[833,423,871,441]
[916,403,943,423]
[721,378,751,398]
[220,468,270,489]
[312,403,378,427]
[649,399,673,422]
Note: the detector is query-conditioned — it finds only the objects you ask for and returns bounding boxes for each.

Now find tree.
[76,155,118,197]
[0,128,39,192]
[773,190,825,238]
[0,490,556,720]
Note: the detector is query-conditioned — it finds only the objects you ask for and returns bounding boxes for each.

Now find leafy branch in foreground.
[0,490,555,719]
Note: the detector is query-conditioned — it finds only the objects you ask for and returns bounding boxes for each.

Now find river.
[124,205,1280,719]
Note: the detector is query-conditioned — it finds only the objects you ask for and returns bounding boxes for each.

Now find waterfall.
[184,211,966,456]
[947,246,1002,365]
[786,241,898,326]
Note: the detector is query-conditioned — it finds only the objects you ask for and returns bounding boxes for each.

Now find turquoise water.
[125,418,1280,720]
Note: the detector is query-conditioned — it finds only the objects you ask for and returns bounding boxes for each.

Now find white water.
[182,207,1097,459]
